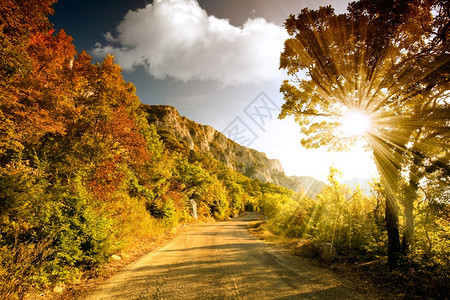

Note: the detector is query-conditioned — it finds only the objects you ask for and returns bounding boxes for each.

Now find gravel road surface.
[85,213,374,299]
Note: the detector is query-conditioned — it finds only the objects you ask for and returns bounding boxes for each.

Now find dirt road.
[85,213,374,299]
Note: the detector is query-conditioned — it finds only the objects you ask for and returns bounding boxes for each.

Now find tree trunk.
[385,189,401,269]
[402,179,418,255]
[372,147,402,269]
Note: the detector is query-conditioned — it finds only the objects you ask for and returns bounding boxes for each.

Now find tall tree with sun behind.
[279,0,449,268]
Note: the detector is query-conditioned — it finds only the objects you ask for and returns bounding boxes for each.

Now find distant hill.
[342,178,372,195]
[288,176,326,198]
[141,104,325,197]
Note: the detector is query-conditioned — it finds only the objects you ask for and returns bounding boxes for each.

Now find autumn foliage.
[2,1,447,299]
[0,1,292,298]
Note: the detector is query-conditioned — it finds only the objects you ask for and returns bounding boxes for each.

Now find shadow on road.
[85,213,370,300]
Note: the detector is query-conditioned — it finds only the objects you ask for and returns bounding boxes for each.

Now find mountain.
[141,104,324,197]
[288,176,326,197]
[342,178,372,195]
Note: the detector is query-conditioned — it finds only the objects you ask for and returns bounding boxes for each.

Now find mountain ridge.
[141,104,325,197]
[342,178,372,195]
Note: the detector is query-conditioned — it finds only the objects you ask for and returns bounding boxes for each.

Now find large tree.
[279,0,449,268]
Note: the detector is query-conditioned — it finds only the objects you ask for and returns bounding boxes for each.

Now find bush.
[261,168,383,257]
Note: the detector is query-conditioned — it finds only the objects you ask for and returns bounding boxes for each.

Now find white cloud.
[92,0,288,86]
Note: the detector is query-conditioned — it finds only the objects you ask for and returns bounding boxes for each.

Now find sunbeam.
[341,111,371,137]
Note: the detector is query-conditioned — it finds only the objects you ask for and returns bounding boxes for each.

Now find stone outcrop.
[317,243,339,262]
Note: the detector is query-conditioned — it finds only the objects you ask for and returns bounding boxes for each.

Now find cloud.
[92,0,288,86]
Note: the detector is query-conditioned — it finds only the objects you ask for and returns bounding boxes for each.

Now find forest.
[0,0,448,299]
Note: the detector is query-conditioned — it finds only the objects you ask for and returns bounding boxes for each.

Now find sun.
[341,111,371,137]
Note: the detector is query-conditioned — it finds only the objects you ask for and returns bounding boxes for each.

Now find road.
[85,213,373,299]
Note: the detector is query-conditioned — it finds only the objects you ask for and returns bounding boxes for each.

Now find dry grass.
[0,238,53,300]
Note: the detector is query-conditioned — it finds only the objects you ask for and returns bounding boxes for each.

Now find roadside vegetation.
[257,167,449,299]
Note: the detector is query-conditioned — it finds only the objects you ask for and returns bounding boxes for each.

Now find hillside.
[141,104,324,197]
[342,178,372,195]
[288,176,325,197]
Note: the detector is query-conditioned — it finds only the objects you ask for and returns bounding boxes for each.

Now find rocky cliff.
[141,104,324,196]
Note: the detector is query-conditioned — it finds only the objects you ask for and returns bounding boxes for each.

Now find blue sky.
[51,0,377,181]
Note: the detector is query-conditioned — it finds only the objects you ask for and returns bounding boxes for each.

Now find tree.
[279,0,449,268]
[1,1,175,289]
[0,0,77,162]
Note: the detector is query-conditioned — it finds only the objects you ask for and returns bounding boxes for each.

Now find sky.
[50,0,378,182]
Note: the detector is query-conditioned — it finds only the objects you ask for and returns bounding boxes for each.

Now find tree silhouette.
[279,0,449,268]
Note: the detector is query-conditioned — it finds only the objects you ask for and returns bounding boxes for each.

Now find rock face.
[317,243,339,262]
[142,104,324,196]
